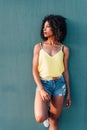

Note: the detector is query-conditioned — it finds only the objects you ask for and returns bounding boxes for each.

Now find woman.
[32,14,71,130]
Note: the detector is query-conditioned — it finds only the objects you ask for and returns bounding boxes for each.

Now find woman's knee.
[49,115,59,126]
[35,114,48,123]
[49,112,60,124]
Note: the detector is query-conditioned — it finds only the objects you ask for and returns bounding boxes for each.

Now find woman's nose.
[43,27,46,31]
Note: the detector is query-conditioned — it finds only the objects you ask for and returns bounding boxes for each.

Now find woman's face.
[43,21,54,38]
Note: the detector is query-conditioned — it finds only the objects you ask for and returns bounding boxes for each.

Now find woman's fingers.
[66,99,71,108]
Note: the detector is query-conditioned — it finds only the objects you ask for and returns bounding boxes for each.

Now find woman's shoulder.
[34,42,41,47]
[62,44,70,56]
[62,44,69,51]
[33,42,42,53]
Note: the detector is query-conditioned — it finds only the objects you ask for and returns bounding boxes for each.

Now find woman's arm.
[32,44,44,90]
[63,46,71,108]
[32,43,51,102]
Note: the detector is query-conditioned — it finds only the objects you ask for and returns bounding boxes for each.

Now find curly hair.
[40,14,67,42]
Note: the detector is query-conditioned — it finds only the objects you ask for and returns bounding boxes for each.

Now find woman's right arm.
[32,44,51,102]
[32,44,43,90]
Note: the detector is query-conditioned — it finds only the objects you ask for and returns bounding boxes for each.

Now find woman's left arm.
[63,46,71,108]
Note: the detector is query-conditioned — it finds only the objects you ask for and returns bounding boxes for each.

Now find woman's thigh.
[34,90,49,122]
[50,96,64,119]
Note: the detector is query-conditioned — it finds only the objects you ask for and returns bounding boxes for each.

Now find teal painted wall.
[0,0,87,130]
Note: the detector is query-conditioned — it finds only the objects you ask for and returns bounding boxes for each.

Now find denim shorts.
[37,75,66,96]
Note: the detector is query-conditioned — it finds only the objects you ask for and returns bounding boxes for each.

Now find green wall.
[0,0,87,130]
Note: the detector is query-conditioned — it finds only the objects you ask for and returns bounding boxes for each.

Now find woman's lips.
[44,32,47,35]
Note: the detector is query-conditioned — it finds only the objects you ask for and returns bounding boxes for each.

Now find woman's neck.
[47,38,61,45]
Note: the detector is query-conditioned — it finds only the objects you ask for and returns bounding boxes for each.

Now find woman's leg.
[49,96,64,130]
[34,90,49,123]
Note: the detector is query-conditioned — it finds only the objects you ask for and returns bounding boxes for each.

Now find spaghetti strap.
[40,42,43,49]
[61,45,64,52]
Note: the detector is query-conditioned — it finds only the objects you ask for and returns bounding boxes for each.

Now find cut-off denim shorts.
[37,75,66,96]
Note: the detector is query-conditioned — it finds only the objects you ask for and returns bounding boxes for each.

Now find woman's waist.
[40,74,63,81]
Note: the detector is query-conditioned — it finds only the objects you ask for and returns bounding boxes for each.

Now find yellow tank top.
[38,43,64,78]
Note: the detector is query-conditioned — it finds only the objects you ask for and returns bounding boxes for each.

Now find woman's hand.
[66,94,71,108]
[40,88,51,103]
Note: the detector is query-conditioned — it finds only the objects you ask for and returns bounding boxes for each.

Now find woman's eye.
[44,25,51,28]
[46,25,51,28]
